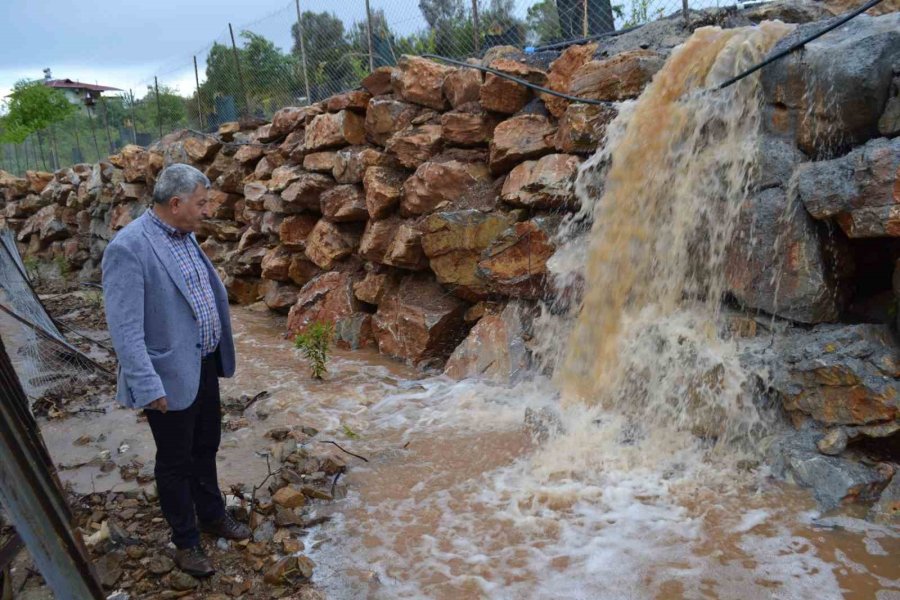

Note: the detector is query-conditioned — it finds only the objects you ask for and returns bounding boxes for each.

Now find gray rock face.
[761,12,900,158]
[769,429,894,511]
[741,0,833,24]
[443,302,532,383]
[754,135,808,191]
[794,137,900,238]
[870,473,900,523]
[725,187,844,323]
[771,323,900,427]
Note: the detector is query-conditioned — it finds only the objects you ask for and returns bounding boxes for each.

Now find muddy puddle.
[40,307,900,599]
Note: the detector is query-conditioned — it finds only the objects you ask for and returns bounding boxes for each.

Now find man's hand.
[147,397,168,413]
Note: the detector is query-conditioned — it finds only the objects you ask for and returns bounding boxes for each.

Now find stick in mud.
[318,440,369,463]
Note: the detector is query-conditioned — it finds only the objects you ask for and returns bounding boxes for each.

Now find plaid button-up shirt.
[147,209,221,357]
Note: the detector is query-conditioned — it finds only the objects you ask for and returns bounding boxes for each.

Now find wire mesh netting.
[0,0,704,176]
[0,229,113,404]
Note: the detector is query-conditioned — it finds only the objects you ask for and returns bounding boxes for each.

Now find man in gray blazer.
[102,163,250,577]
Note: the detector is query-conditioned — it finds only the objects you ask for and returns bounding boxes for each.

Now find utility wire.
[718,0,886,89]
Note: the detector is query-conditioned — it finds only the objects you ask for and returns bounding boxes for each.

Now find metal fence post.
[154,76,163,139]
[294,0,312,104]
[682,0,690,24]
[193,55,205,129]
[365,0,375,73]
[583,0,589,37]
[100,96,114,153]
[228,23,251,117]
[471,0,481,55]
[128,89,138,144]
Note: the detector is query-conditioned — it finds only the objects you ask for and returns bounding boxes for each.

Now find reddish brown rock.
[392,56,452,110]
[184,136,222,163]
[327,90,372,113]
[480,59,548,115]
[554,103,618,154]
[542,43,599,118]
[477,217,558,299]
[280,214,319,249]
[18,204,68,244]
[281,173,335,212]
[333,146,383,184]
[365,98,421,147]
[115,145,149,183]
[440,103,500,147]
[109,202,142,232]
[218,121,241,141]
[303,152,337,173]
[501,154,582,210]
[115,182,146,202]
[206,189,239,220]
[372,274,469,364]
[353,271,393,304]
[268,165,307,193]
[402,157,494,216]
[254,156,275,180]
[204,220,243,242]
[386,124,444,169]
[286,271,362,334]
[237,226,266,252]
[224,276,261,305]
[364,167,405,220]
[244,182,269,206]
[421,210,515,298]
[443,66,482,108]
[261,245,293,281]
[334,313,377,350]
[278,129,307,159]
[320,185,368,222]
[261,280,301,313]
[200,238,230,262]
[288,255,321,287]
[570,50,665,102]
[0,171,29,201]
[205,151,235,181]
[271,106,319,138]
[25,171,54,194]
[304,219,362,269]
[359,217,401,263]
[489,115,556,175]
[444,302,530,382]
[362,67,395,96]
[261,211,284,235]
[384,223,429,270]
[234,145,265,165]
[305,110,366,152]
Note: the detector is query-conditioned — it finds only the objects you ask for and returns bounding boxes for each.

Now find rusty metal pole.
[193,55,205,129]
[228,23,251,117]
[471,0,481,55]
[294,0,312,104]
[365,0,375,73]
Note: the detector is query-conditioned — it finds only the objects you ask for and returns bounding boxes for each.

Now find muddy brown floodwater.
[41,307,900,599]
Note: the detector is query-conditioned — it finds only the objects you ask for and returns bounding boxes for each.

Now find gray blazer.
[101,211,236,411]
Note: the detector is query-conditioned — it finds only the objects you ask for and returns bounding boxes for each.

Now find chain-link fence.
[0,0,700,177]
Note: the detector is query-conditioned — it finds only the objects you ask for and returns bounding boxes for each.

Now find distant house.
[40,69,122,110]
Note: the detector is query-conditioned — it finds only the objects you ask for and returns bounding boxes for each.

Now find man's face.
[169,184,209,232]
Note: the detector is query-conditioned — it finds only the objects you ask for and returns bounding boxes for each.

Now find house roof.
[45,79,122,92]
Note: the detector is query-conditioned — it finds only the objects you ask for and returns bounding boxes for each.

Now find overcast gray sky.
[0,0,425,101]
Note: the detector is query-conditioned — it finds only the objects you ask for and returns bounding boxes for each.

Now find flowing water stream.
[41,21,900,599]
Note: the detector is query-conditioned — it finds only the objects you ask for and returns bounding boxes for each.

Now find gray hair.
[152,163,211,204]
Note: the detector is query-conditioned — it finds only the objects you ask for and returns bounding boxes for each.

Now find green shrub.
[294,321,334,379]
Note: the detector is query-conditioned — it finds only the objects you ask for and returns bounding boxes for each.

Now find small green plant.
[53,255,70,276]
[22,255,42,286]
[294,321,334,379]
[342,424,360,440]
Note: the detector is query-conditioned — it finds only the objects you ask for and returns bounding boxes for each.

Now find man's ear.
[169,196,181,212]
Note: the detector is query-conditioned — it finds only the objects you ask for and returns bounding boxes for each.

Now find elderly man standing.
[102,163,250,577]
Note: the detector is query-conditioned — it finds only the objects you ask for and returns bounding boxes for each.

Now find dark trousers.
[145,354,225,549]
[557,0,615,39]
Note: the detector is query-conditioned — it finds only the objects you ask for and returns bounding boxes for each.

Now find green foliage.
[342,424,360,439]
[0,81,77,144]
[53,255,70,276]
[526,0,563,44]
[294,321,334,379]
[622,0,664,27]
[22,256,42,287]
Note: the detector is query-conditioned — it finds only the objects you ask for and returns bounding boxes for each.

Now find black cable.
[717,0,886,89]
[421,54,614,107]
[529,23,647,53]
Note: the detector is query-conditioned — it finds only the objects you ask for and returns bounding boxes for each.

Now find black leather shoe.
[199,512,251,541]
[174,545,214,577]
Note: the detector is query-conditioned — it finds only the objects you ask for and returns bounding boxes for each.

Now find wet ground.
[20,304,900,599]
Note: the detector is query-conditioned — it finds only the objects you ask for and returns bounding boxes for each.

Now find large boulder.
[333,146,383,184]
[386,124,444,169]
[354,271,395,305]
[261,245,293,281]
[303,151,337,173]
[364,167,405,220]
[261,280,301,314]
[392,56,452,110]
[365,98,421,147]
[362,66,394,96]
[305,110,367,152]
[320,185,368,222]
[794,137,900,238]
[554,103,618,155]
[442,66,482,108]
[761,12,900,158]
[501,154,581,210]
[401,155,495,216]
[286,271,363,334]
[267,165,306,193]
[444,302,531,383]
[281,173,335,212]
[421,210,516,299]
[304,219,362,269]
[477,217,558,299]
[326,90,372,113]
[772,324,900,427]
[479,59,547,115]
[371,274,469,364]
[542,42,599,117]
[489,115,556,174]
[440,103,500,147]
[270,105,321,138]
[359,217,401,263]
[569,50,665,102]
[725,187,845,323]
[279,214,319,249]
[384,223,429,271]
